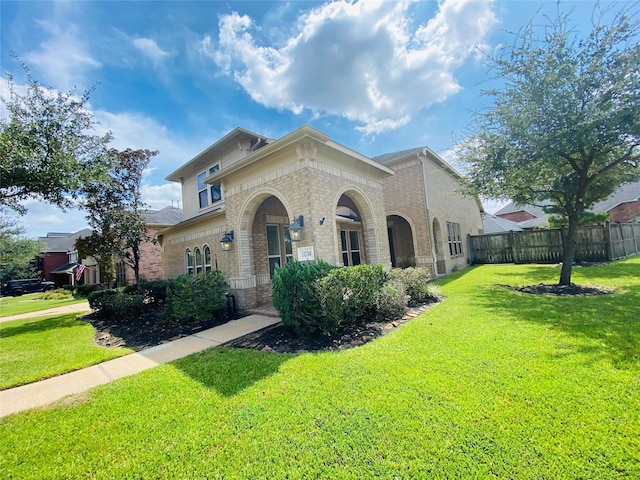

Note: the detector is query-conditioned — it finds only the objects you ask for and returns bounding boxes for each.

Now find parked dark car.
[3,279,56,296]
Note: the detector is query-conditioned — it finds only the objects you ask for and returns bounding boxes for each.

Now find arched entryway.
[336,194,365,266]
[432,218,446,275]
[387,214,416,268]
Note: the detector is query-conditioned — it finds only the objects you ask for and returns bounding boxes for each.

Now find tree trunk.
[559,214,580,285]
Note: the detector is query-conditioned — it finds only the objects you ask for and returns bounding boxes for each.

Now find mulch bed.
[501,283,615,296]
[82,302,442,353]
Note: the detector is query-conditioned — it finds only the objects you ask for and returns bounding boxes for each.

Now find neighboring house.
[38,229,95,288]
[159,125,484,311]
[481,214,522,234]
[38,206,182,287]
[487,182,640,233]
[116,206,183,284]
[592,182,640,223]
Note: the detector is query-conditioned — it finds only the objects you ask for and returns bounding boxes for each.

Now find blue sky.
[1,0,610,238]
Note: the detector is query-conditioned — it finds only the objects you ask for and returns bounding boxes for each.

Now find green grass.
[1,258,638,478]
[0,313,133,389]
[0,292,87,317]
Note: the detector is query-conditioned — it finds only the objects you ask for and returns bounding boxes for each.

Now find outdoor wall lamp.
[220,231,234,251]
[289,215,304,242]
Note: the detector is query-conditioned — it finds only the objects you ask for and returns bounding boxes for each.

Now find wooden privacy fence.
[468,222,640,265]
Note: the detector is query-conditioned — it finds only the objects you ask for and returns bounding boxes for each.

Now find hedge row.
[88,271,229,322]
[272,261,440,338]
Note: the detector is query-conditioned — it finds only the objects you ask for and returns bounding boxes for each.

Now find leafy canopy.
[0,59,112,214]
[459,3,640,284]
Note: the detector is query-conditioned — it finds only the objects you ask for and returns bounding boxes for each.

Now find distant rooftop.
[140,206,183,226]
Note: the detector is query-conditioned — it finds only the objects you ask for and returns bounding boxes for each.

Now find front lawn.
[1,258,638,478]
[0,292,87,317]
[0,313,132,389]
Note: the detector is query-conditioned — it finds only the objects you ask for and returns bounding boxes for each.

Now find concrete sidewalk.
[0,314,281,417]
[0,301,92,323]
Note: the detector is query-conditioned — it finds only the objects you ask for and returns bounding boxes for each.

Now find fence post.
[604,222,613,261]
[467,234,475,264]
[509,230,519,263]
[619,222,627,258]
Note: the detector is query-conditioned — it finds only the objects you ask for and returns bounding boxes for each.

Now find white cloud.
[205,0,497,134]
[23,19,102,91]
[132,37,171,66]
[141,183,183,210]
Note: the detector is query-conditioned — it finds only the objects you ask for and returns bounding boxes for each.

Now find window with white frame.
[340,229,362,266]
[194,247,203,274]
[446,222,463,257]
[204,245,212,272]
[186,249,194,275]
[266,225,293,278]
[197,164,221,209]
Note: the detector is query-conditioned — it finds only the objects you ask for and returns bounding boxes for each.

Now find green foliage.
[545,205,610,228]
[88,289,145,318]
[271,260,335,337]
[40,288,73,300]
[81,148,158,288]
[74,284,97,298]
[388,267,436,306]
[458,5,640,284]
[0,215,46,285]
[371,280,408,322]
[318,264,387,331]
[0,57,112,214]
[164,272,228,323]
[140,279,174,304]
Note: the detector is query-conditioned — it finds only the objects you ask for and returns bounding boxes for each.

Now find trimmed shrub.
[388,267,435,306]
[372,280,408,322]
[140,279,174,305]
[271,260,335,338]
[41,288,74,300]
[74,284,97,298]
[164,271,228,323]
[318,264,387,332]
[88,289,145,318]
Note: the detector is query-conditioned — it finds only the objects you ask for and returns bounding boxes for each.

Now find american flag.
[75,264,86,281]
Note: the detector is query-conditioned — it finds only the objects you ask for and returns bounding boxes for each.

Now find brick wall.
[609,199,640,223]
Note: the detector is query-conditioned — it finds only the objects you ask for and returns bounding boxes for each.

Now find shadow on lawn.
[0,314,80,339]
[474,273,640,369]
[173,347,296,397]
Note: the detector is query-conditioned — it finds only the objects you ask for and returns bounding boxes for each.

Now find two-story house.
[159,125,484,311]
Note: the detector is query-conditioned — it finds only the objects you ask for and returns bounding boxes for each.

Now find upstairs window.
[197,164,222,209]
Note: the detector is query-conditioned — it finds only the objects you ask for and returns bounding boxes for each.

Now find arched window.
[194,247,203,274]
[204,245,212,272]
[186,249,193,275]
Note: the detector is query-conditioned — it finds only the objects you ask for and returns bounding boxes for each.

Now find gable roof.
[494,202,548,218]
[592,182,640,212]
[39,229,93,253]
[166,127,271,181]
[140,206,183,226]
[373,146,463,179]
[482,214,522,234]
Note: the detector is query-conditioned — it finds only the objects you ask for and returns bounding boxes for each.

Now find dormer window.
[197,164,222,209]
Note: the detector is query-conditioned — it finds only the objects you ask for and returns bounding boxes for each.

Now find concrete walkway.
[0,300,92,323]
[0,314,281,417]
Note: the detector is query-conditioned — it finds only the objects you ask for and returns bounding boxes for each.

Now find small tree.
[459,5,639,285]
[0,59,111,213]
[82,148,158,289]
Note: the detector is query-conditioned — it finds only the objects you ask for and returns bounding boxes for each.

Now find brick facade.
[608,199,640,223]
[161,126,484,311]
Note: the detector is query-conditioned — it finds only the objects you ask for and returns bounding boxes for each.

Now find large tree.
[80,148,158,288]
[0,60,112,213]
[459,5,640,285]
